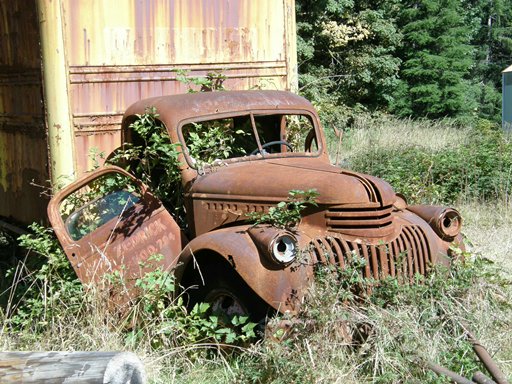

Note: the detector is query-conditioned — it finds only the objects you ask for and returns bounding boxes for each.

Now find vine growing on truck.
[107,107,186,227]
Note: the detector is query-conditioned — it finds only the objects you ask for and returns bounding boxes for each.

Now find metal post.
[36,0,76,187]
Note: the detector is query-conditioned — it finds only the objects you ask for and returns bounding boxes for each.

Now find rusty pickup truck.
[47,90,463,321]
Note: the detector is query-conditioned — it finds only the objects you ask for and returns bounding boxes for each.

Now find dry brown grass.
[329,114,472,164]
[460,201,512,271]
[1,114,512,383]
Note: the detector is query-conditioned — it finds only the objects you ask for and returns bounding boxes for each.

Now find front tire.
[185,257,270,323]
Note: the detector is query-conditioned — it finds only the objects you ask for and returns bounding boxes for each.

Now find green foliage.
[185,120,250,166]
[393,0,476,118]
[248,189,319,229]
[349,120,512,204]
[297,0,402,110]
[466,0,512,89]
[176,69,226,93]
[121,255,257,348]
[107,107,185,225]
[296,0,509,121]
[5,224,82,331]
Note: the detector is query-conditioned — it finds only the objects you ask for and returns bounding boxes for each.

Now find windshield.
[181,113,319,168]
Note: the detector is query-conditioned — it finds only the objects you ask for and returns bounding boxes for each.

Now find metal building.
[0,0,298,224]
[503,64,512,131]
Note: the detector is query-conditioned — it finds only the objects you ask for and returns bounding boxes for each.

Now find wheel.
[185,259,270,323]
[204,285,250,319]
[250,140,293,155]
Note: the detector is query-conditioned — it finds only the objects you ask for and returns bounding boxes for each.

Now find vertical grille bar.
[339,238,353,265]
[319,237,335,265]
[389,239,398,277]
[403,227,419,277]
[370,245,380,280]
[377,244,389,279]
[312,239,326,264]
[407,226,425,275]
[359,243,372,279]
[330,238,345,269]
[414,226,431,268]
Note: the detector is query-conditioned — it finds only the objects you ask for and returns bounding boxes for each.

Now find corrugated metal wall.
[62,0,297,173]
[1,0,297,224]
[0,0,49,224]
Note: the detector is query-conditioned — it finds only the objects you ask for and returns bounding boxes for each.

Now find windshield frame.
[177,108,323,169]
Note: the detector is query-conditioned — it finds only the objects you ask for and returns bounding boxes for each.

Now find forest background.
[296,0,511,124]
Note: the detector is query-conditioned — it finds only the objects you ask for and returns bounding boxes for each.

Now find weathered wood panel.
[0,351,146,383]
[0,0,49,224]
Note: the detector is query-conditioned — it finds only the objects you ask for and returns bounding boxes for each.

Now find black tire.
[185,259,270,323]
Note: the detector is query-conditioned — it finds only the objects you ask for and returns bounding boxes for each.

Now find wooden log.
[0,351,146,383]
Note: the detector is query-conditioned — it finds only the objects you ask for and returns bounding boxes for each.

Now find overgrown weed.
[344,118,512,204]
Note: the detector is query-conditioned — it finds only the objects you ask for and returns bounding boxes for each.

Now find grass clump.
[223,253,512,383]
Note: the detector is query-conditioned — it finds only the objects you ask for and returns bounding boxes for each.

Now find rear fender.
[177,226,311,314]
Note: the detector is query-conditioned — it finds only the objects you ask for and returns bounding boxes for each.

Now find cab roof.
[122,90,316,132]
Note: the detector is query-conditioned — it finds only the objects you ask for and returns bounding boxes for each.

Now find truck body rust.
[47,91,463,318]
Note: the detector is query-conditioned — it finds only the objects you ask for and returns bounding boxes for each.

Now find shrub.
[348,120,512,204]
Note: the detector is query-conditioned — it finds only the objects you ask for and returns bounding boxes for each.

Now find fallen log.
[0,351,146,383]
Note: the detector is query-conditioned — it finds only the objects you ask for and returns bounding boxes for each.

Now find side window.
[60,173,140,241]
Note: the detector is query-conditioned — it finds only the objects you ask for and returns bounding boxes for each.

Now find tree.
[296,0,402,110]
[393,0,477,118]
[464,0,512,122]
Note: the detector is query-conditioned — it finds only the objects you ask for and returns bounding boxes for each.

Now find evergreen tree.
[393,0,477,118]
[465,0,512,122]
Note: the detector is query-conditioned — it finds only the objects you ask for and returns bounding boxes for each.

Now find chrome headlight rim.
[269,233,298,265]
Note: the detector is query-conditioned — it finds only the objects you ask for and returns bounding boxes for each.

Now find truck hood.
[189,158,396,207]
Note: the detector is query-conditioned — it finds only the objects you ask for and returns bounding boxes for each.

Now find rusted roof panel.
[122,90,314,131]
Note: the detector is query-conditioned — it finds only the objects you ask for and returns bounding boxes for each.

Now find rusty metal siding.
[61,0,296,173]
[0,0,49,223]
[1,0,297,223]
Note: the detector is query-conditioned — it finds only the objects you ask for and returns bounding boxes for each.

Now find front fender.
[177,225,312,314]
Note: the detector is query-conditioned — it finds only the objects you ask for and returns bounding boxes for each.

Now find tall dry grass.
[1,113,511,383]
[329,114,472,164]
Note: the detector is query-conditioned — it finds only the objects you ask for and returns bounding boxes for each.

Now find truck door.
[47,166,185,294]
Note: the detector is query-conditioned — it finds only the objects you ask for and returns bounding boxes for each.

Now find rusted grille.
[325,205,394,236]
[308,225,431,281]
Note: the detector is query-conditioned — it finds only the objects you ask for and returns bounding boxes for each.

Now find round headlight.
[271,234,297,264]
[439,209,462,240]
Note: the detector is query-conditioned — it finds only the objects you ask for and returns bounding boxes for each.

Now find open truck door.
[47,166,185,300]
